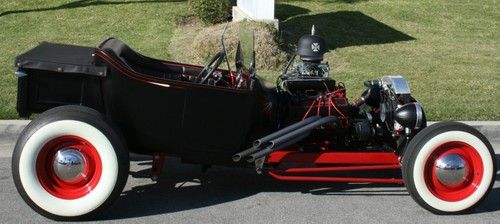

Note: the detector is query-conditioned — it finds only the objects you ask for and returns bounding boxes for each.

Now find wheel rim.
[424,141,483,202]
[36,135,102,199]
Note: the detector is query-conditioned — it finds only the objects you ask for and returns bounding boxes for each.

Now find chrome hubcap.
[52,149,86,183]
[434,153,468,187]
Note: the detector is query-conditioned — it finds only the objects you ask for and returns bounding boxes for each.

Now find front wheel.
[402,121,496,214]
[12,106,129,220]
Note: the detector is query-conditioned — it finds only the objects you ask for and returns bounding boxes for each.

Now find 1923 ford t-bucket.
[11,24,496,220]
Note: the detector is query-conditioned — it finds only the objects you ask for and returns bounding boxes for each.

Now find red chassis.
[151,147,403,184]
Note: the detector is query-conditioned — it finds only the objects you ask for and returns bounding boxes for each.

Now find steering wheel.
[195,51,225,84]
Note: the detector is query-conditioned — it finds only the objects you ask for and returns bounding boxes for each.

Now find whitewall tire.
[12,106,129,220]
[402,121,496,214]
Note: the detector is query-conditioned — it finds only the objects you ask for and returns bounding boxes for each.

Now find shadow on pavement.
[475,154,500,213]
[100,154,500,220]
[101,158,406,220]
[479,186,500,213]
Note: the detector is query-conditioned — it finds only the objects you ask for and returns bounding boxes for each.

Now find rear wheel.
[402,122,496,214]
[12,106,129,220]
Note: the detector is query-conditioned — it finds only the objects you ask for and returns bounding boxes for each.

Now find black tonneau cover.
[15,42,107,77]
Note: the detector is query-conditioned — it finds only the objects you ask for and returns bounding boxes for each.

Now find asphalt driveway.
[0,121,499,223]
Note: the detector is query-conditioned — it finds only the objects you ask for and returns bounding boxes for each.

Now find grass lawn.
[0,0,188,119]
[0,0,498,120]
[274,0,499,120]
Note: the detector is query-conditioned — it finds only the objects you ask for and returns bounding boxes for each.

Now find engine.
[278,26,346,122]
[353,76,427,148]
[276,27,426,153]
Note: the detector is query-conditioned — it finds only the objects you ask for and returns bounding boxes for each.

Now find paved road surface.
[0,139,499,223]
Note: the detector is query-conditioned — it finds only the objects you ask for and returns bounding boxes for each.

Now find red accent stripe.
[94,49,249,93]
[161,61,204,70]
[161,61,230,77]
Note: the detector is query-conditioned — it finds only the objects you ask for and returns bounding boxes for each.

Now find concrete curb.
[0,120,30,144]
[0,120,30,157]
[428,121,500,144]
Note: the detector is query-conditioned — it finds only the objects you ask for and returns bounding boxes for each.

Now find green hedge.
[189,0,231,25]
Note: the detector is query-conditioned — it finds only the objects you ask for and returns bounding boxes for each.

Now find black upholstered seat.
[98,37,182,78]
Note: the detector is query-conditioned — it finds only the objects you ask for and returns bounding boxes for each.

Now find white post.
[232,0,279,29]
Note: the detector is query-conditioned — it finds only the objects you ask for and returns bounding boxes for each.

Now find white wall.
[236,0,275,20]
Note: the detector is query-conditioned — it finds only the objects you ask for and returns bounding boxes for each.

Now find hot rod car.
[11,24,496,220]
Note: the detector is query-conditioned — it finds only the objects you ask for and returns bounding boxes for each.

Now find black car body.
[11,26,496,220]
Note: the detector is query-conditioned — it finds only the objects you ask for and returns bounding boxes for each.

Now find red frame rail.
[266,150,403,184]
